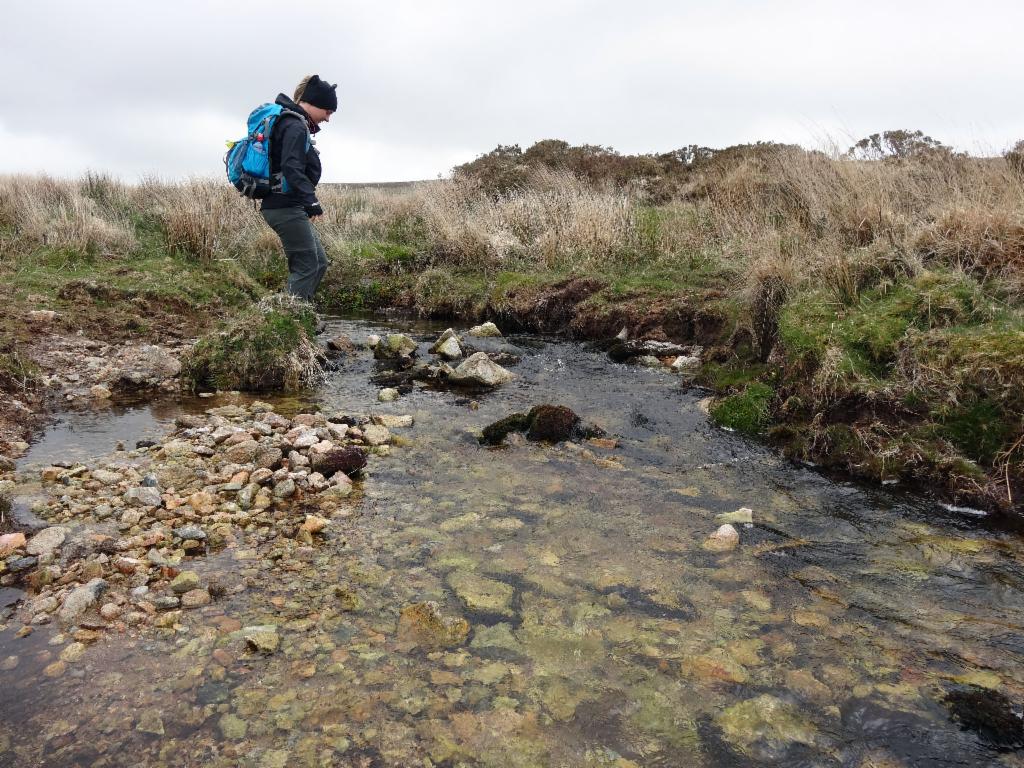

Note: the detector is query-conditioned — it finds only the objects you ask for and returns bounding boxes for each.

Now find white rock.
[327,423,349,440]
[716,507,753,525]
[372,414,414,428]
[291,432,319,449]
[378,388,400,402]
[449,352,513,388]
[467,322,502,338]
[430,330,463,360]
[671,355,701,374]
[362,425,391,446]
[703,524,740,553]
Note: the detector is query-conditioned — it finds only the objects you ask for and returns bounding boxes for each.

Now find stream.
[2,315,1023,767]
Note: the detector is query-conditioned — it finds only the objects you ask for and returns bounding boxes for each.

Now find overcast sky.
[2,1,1022,183]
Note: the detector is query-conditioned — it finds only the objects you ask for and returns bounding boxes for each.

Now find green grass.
[934,399,1018,465]
[710,383,775,435]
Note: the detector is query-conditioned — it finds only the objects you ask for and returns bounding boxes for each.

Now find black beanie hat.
[301,75,338,111]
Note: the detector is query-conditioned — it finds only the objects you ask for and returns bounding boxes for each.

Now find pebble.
[7,556,38,573]
[300,515,329,534]
[170,571,201,594]
[25,528,66,557]
[173,525,207,542]
[124,487,162,508]
[0,533,26,557]
[180,589,211,609]
[243,625,280,654]
[273,479,297,499]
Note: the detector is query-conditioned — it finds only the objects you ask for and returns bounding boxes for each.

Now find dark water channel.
[2,316,1023,767]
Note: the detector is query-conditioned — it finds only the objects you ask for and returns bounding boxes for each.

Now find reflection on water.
[2,317,1023,767]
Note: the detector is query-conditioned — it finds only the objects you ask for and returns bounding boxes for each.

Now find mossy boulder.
[526,405,579,442]
[480,413,531,445]
[182,295,323,392]
[373,333,418,360]
[481,404,606,445]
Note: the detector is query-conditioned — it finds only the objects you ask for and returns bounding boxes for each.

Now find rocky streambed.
[1,316,1023,767]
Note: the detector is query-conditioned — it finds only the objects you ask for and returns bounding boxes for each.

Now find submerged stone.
[170,571,201,594]
[944,685,1024,749]
[448,572,515,616]
[243,625,280,654]
[682,651,749,684]
[716,695,818,751]
[397,601,470,649]
[135,710,165,736]
[334,585,362,612]
[219,712,248,740]
[311,446,367,477]
[470,622,521,653]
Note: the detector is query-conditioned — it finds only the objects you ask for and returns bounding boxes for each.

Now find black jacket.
[260,93,321,211]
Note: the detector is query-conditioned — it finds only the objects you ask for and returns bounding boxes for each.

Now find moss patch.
[710,383,775,435]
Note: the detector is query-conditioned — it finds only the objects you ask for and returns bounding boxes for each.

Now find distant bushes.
[453,138,800,202]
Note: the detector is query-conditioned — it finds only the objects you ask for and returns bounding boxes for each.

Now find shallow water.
[2,316,1024,767]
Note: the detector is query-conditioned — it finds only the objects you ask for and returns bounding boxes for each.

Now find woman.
[261,74,338,300]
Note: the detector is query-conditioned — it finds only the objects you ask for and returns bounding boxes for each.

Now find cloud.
[2,0,1022,181]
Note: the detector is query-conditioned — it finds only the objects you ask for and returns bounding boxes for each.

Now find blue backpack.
[225,103,310,199]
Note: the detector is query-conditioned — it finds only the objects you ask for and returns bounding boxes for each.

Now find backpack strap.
[269,108,313,194]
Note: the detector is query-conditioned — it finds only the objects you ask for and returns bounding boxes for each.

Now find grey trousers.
[261,207,328,300]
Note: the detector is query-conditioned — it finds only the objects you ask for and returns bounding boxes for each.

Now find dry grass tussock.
[0,173,136,256]
[3,149,1018,289]
[137,177,265,261]
[316,168,641,271]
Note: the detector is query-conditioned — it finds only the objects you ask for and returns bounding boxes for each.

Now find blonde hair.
[293,76,314,103]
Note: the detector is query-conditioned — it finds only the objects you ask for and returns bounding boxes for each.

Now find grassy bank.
[2,140,1023,511]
